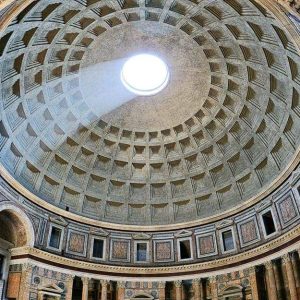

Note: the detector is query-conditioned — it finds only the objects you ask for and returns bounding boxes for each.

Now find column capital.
[158,281,166,288]
[192,278,201,285]
[101,279,109,287]
[81,277,90,285]
[264,260,274,270]
[248,266,258,274]
[22,263,33,272]
[117,281,126,288]
[209,276,217,283]
[282,253,292,264]
[66,274,75,282]
[174,280,182,288]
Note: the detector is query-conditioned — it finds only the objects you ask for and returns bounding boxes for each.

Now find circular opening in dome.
[121,54,169,96]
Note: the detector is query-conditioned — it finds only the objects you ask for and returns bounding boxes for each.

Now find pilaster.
[101,279,109,300]
[18,263,33,300]
[282,253,298,300]
[65,275,75,300]
[192,278,202,300]
[209,276,218,300]
[292,251,300,295]
[248,267,259,300]
[81,277,90,300]
[117,281,126,300]
[158,281,166,300]
[265,261,279,300]
[174,280,182,300]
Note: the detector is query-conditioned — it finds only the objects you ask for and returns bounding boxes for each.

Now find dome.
[2,2,300,300]
[0,0,299,228]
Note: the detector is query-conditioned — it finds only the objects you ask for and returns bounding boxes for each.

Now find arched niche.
[0,204,35,248]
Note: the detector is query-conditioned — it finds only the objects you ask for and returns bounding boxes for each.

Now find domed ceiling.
[0,0,300,225]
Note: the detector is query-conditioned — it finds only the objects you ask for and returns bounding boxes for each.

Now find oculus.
[121,54,169,96]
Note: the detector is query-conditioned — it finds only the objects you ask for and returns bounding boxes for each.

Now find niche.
[135,242,148,262]
[92,238,104,259]
[262,210,276,236]
[178,239,192,260]
[48,226,62,250]
[222,230,235,252]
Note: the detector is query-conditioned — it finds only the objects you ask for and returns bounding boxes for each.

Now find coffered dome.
[0,0,300,225]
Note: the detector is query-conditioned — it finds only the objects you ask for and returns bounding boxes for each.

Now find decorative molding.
[264,261,273,270]
[174,280,182,288]
[49,216,68,227]
[281,253,291,264]
[132,233,152,240]
[216,219,233,229]
[174,230,192,238]
[89,228,109,237]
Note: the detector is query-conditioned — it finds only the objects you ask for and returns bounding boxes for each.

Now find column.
[294,250,300,295]
[96,280,101,300]
[209,276,218,300]
[158,281,166,300]
[192,278,202,300]
[18,263,33,300]
[101,279,109,300]
[273,260,283,297]
[248,267,259,300]
[282,253,298,300]
[174,280,182,300]
[82,277,89,300]
[65,275,75,300]
[117,281,126,300]
[265,261,279,300]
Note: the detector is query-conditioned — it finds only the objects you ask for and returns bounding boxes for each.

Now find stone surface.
[0,0,299,225]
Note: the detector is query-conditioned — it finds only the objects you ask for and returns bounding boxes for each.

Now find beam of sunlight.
[80,57,136,117]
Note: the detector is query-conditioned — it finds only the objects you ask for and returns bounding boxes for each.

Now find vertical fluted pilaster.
[117,281,126,300]
[209,276,218,300]
[81,277,89,300]
[249,267,259,300]
[65,275,75,300]
[174,280,182,300]
[192,278,202,300]
[101,280,109,300]
[282,253,298,300]
[158,281,166,300]
[265,261,279,300]
[18,263,33,300]
[292,251,300,296]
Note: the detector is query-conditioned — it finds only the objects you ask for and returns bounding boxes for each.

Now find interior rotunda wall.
[1,0,300,300]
